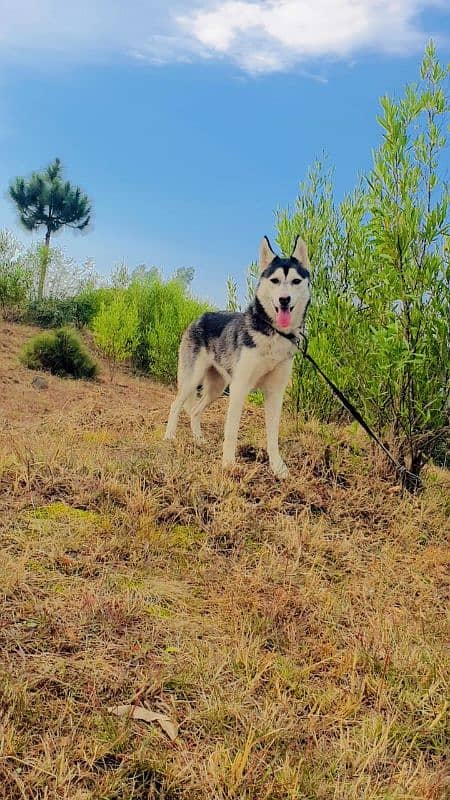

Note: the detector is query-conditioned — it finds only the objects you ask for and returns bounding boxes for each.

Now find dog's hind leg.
[164,354,208,441]
[183,387,201,418]
[190,368,226,441]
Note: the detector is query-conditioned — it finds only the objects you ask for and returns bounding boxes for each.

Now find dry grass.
[1,320,449,800]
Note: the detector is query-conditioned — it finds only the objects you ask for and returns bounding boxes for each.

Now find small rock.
[32,375,49,390]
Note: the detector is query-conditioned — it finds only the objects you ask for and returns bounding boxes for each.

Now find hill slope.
[0,322,449,800]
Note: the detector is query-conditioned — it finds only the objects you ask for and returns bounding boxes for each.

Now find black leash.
[275,326,420,492]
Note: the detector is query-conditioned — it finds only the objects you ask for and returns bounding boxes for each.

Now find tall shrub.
[126,271,162,372]
[145,278,210,382]
[277,43,449,478]
[92,292,139,379]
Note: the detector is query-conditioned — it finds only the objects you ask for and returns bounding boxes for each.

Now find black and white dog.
[165,236,311,478]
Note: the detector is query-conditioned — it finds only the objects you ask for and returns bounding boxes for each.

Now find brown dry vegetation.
[1,321,449,800]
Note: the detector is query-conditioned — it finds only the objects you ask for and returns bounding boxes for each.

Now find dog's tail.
[176,326,202,416]
[176,329,193,387]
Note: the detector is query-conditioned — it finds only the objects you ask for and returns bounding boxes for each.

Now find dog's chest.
[253,334,294,372]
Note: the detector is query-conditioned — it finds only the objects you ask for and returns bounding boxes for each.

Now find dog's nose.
[279,296,291,309]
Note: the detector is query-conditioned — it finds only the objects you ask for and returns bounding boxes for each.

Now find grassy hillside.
[0,321,449,800]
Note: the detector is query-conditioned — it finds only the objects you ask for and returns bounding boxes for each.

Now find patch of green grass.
[27,501,103,523]
[144,603,173,619]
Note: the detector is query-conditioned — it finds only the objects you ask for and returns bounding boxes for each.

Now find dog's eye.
[292,278,302,285]
[270,278,280,284]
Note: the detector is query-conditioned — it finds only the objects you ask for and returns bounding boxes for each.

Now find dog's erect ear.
[291,236,310,268]
[259,236,276,272]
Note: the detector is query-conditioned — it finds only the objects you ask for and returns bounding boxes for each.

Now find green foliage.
[92,292,140,379]
[0,262,32,320]
[26,286,115,329]
[112,273,209,380]
[143,278,209,382]
[26,297,74,328]
[101,272,210,380]
[225,261,260,312]
[74,286,116,326]
[245,261,260,306]
[124,271,162,372]
[25,264,207,383]
[226,276,239,311]
[0,231,32,319]
[277,42,449,474]
[20,328,98,379]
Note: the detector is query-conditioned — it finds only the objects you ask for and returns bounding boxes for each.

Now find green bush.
[126,273,161,372]
[27,297,78,328]
[26,287,115,329]
[20,328,98,379]
[143,278,210,382]
[276,43,449,477]
[73,286,116,327]
[92,275,210,382]
[92,291,139,379]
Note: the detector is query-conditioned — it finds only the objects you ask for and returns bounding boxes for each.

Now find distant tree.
[131,264,160,284]
[173,267,195,289]
[111,262,131,288]
[9,158,91,300]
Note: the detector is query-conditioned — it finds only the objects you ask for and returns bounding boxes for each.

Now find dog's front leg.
[222,377,252,469]
[261,361,292,478]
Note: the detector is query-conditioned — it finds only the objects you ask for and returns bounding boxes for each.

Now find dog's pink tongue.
[276,308,292,328]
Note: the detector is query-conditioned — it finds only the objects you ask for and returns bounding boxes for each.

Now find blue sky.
[1,1,449,304]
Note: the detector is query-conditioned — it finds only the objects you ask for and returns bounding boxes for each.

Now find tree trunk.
[37,230,51,301]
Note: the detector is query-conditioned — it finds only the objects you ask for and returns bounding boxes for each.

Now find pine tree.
[9,158,91,299]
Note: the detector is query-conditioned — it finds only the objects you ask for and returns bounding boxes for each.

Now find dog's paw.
[271,459,289,479]
[222,443,236,469]
[222,460,244,480]
[222,448,237,471]
[163,430,176,441]
[222,458,236,470]
[193,433,206,444]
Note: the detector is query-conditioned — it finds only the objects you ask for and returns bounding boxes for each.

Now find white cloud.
[0,0,447,74]
[178,0,447,73]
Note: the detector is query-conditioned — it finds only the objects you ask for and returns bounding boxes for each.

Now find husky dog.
[164,236,311,478]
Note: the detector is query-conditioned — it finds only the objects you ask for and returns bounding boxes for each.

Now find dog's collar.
[270,326,299,344]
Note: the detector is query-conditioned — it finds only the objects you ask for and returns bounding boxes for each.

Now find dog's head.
[256,236,311,331]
